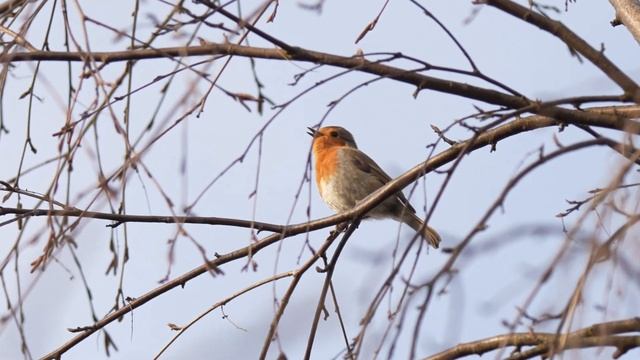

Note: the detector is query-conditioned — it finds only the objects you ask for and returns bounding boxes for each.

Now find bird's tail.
[402,212,441,249]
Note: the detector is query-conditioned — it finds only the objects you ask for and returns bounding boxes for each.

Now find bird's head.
[307,126,358,151]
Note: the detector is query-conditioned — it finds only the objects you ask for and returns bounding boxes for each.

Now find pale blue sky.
[0,1,639,359]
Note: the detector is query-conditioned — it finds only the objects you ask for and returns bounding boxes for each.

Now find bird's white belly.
[318,170,400,220]
[318,177,353,213]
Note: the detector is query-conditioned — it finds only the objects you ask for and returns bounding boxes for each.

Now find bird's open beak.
[307,127,318,137]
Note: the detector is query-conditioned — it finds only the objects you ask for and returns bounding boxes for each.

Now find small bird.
[308,126,441,249]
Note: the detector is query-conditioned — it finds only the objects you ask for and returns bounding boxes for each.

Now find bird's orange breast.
[312,144,341,193]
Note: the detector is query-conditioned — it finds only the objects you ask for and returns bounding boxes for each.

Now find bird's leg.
[331,217,364,236]
[331,221,349,236]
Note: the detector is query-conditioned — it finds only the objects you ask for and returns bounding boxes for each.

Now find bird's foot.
[331,222,349,236]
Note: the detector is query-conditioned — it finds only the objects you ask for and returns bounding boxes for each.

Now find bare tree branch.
[1,44,637,129]
[37,104,639,359]
[425,318,640,360]
[609,0,640,44]
[1,2,638,358]
[0,206,286,233]
[480,0,640,100]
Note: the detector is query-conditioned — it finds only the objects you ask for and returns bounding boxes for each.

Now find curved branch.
[39,106,640,360]
[153,271,295,359]
[425,317,640,360]
[481,0,640,100]
[1,44,637,129]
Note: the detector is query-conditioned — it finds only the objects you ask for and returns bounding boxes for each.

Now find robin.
[308,126,441,249]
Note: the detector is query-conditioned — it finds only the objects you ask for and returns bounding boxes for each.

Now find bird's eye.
[330,131,338,138]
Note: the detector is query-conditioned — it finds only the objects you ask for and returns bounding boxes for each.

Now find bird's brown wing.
[346,148,416,213]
